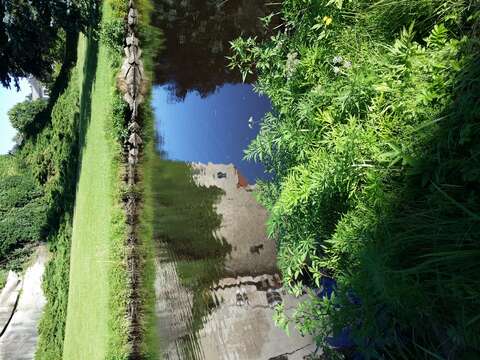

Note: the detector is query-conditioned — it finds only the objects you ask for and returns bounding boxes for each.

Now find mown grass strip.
[62,35,115,359]
[62,1,130,359]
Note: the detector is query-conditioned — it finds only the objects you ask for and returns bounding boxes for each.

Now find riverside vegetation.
[1,0,479,359]
[229,0,480,359]
[0,0,149,359]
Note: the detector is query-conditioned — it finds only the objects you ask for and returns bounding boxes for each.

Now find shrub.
[0,164,47,267]
[8,99,48,137]
[101,18,125,56]
[36,218,71,360]
[231,0,480,358]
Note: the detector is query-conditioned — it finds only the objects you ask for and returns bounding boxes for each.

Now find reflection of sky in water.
[152,83,271,182]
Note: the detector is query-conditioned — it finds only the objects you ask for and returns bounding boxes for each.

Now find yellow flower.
[323,16,333,26]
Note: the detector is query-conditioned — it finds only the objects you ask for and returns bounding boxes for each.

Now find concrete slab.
[0,246,48,360]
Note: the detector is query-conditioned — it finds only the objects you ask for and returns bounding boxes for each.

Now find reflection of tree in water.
[150,153,231,336]
[152,0,277,99]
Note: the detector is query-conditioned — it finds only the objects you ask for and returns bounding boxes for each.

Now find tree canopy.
[0,0,96,89]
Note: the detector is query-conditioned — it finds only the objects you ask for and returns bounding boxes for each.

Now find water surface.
[153,83,271,182]
[150,1,315,358]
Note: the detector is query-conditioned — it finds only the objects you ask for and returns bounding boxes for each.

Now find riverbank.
[230,1,480,358]
[62,1,133,359]
[34,1,133,358]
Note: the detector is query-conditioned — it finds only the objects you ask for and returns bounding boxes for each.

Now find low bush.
[0,158,47,269]
[101,18,125,56]
[36,218,71,360]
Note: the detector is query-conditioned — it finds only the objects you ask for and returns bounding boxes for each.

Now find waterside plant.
[230,0,480,358]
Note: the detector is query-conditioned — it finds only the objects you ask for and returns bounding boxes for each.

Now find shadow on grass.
[335,38,480,360]
[77,35,99,166]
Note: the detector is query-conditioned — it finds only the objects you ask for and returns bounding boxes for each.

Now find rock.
[121,59,130,78]
[128,154,138,165]
[126,34,139,47]
[129,147,139,157]
[125,67,142,96]
[128,121,140,132]
[128,133,143,147]
[137,60,145,79]
[128,8,138,26]
[124,92,135,109]
[127,46,141,65]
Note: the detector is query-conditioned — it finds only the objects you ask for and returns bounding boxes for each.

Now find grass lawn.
[62,35,113,359]
[61,0,132,352]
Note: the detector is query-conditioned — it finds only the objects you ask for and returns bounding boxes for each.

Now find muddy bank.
[0,246,48,360]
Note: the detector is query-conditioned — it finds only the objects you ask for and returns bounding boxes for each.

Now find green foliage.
[0,173,47,263]
[0,156,47,270]
[36,218,71,360]
[231,0,480,358]
[101,18,125,57]
[0,269,6,289]
[111,91,129,142]
[21,73,81,231]
[0,32,82,360]
[25,64,81,360]
[0,0,98,88]
[8,99,48,137]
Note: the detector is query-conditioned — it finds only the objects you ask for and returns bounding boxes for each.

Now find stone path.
[0,246,48,360]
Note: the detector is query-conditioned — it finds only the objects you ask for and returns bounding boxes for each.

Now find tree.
[0,0,97,89]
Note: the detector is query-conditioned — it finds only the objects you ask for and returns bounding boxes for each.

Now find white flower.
[332,56,343,64]
[333,66,341,75]
[344,60,352,69]
[285,52,300,78]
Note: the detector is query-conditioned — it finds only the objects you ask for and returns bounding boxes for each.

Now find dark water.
[150,1,314,359]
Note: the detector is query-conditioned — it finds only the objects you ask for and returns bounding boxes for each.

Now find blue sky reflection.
[152,83,271,182]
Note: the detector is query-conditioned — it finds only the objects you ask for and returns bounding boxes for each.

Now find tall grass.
[230,0,480,358]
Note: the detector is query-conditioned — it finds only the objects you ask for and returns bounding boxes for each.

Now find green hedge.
[8,99,48,138]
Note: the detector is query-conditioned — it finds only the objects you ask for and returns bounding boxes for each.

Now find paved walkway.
[0,246,48,360]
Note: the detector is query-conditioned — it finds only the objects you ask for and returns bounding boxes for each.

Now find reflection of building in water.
[191,162,276,275]
[155,162,315,360]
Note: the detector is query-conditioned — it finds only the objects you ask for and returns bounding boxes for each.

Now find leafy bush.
[8,99,48,137]
[231,0,480,358]
[1,53,81,358]
[111,91,129,142]
[101,18,125,56]
[0,158,47,269]
[36,218,71,360]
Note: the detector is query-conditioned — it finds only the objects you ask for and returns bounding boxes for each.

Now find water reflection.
[153,83,271,182]
[150,0,314,358]
[151,155,315,359]
[151,0,277,99]
[151,156,230,336]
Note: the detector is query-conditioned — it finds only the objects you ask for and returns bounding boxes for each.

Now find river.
[150,1,315,359]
